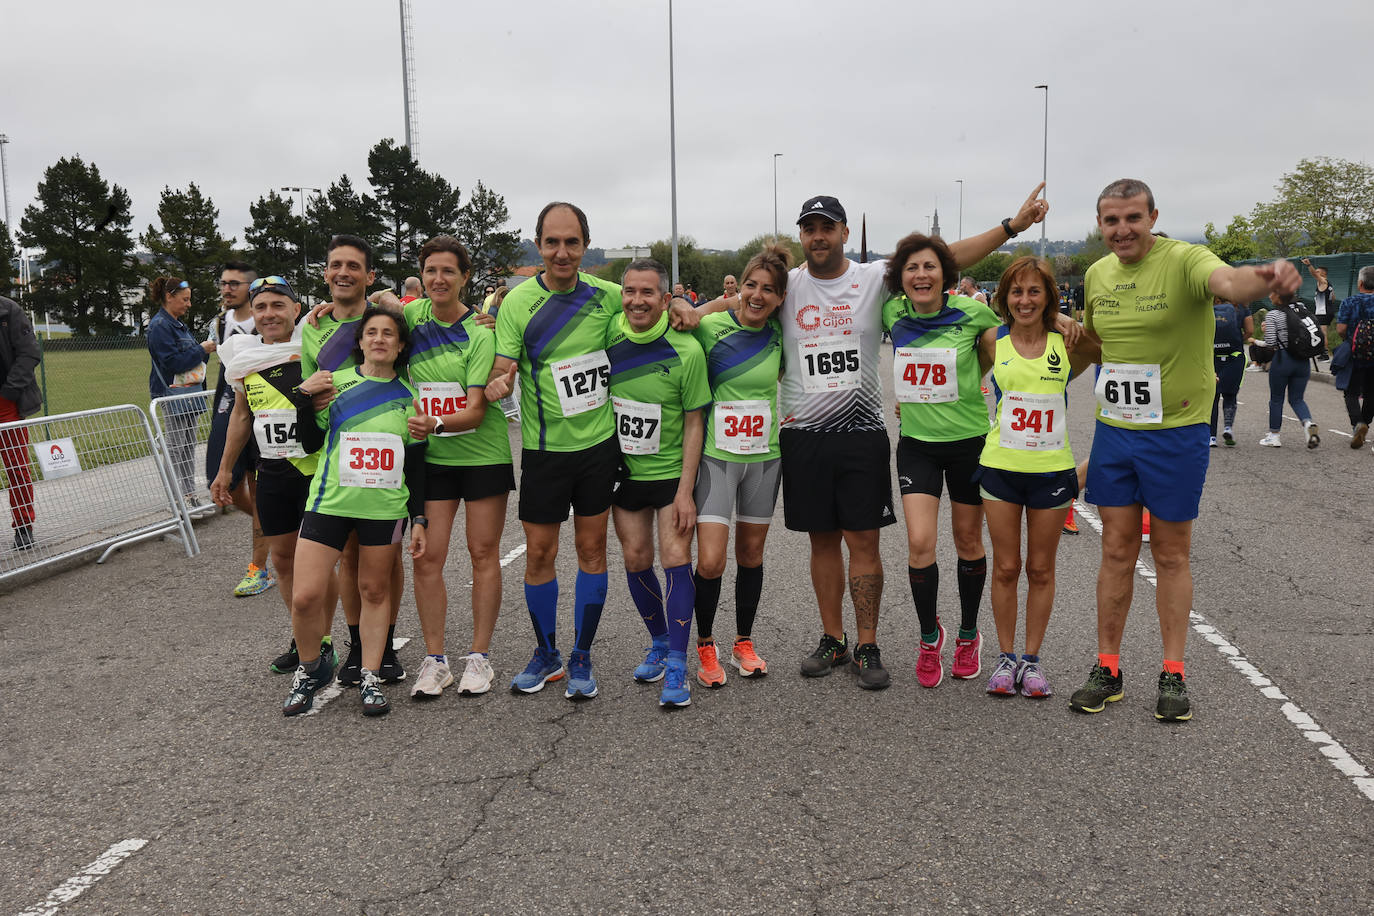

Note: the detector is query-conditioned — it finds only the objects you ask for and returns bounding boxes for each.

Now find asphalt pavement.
[4,354,1372,915]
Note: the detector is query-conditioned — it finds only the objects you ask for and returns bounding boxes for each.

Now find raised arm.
[948,182,1049,269]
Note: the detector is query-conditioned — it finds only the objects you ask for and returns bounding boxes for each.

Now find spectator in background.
[721,274,738,299]
[400,276,423,304]
[0,294,41,550]
[1302,258,1337,358]
[1335,265,1374,447]
[958,276,988,304]
[205,260,274,598]
[147,276,214,503]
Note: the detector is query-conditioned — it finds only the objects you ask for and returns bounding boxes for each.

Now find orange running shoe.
[1063,501,1079,535]
[1141,509,1151,542]
[696,640,727,688]
[732,638,768,677]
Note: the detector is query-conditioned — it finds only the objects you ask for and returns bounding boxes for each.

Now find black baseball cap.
[797,195,847,224]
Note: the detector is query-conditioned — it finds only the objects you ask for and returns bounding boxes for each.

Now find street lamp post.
[667,0,679,284]
[1034,84,1048,258]
[773,153,783,239]
[280,186,321,299]
[956,179,964,242]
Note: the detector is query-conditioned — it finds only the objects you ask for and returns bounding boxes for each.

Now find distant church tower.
[932,208,941,238]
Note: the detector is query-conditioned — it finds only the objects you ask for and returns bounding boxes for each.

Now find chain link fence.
[32,334,221,419]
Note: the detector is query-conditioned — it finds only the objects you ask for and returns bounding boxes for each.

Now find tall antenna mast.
[0,134,12,232]
[398,0,419,156]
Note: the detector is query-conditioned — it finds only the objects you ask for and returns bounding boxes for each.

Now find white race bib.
[552,351,610,416]
[893,347,958,403]
[416,382,474,437]
[253,409,306,459]
[1095,363,1162,424]
[339,431,404,489]
[712,399,771,455]
[998,391,1066,451]
[612,397,662,455]
[798,335,861,393]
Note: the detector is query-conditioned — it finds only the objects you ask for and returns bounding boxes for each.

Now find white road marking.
[19,839,148,916]
[1328,429,1352,438]
[1072,502,1374,803]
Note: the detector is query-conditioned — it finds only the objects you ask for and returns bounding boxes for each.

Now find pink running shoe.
[1018,660,1052,698]
[916,620,946,688]
[952,630,982,679]
[985,654,1018,696]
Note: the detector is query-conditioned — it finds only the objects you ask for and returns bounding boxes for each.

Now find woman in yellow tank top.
[976,257,1096,699]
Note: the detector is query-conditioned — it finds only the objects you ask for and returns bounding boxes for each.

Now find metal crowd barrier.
[0,404,198,585]
[148,390,218,529]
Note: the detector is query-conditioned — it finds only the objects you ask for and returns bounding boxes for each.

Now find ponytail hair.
[149,275,189,308]
[740,243,794,298]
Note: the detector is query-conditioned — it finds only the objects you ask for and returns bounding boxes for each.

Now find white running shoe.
[1259,432,1282,447]
[410,655,453,698]
[1209,436,1217,448]
[457,652,495,695]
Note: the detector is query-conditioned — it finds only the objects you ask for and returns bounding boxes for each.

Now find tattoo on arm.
[849,572,883,630]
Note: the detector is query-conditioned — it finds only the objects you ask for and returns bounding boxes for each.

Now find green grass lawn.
[37,348,220,416]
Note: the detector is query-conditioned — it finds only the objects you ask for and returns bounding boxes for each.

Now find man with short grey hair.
[958,277,986,303]
[1335,265,1374,447]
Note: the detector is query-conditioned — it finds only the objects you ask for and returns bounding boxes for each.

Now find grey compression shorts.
[693,454,782,526]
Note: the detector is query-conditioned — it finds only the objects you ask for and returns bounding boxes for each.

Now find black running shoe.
[851,642,891,690]
[800,633,850,677]
[283,657,337,717]
[1069,664,1124,713]
[270,639,299,674]
[360,670,391,717]
[1155,671,1192,722]
[336,640,362,687]
[378,642,406,683]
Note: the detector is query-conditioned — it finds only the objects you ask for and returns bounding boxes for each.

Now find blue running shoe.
[659,653,690,707]
[510,647,565,694]
[633,635,670,683]
[564,649,598,700]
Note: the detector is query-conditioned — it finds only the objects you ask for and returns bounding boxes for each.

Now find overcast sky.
[4,0,1371,259]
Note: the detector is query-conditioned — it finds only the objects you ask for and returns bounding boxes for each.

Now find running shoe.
[378,642,406,683]
[1018,660,1052,698]
[359,669,390,717]
[1141,509,1151,543]
[732,638,767,677]
[510,647,565,694]
[800,633,850,677]
[410,655,453,699]
[633,635,670,683]
[1155,671,1192,722]
[1209,436,1217,448]
[457,652,495,695]
[234,563,275,597]
[851,642,891,690]
[659,655,691,707]
[564,649,598,700]
[1062,502,1079,535]
[270,639,299,674]
[1307,423,1321,449]
[986,654,1018,695]
[1352,422,1369,449]
[1069,664,1124,713]
[916,620,946,688]
[282,657,336,717]
[1222,429,1235,447]
[337,640,362,687]
[952,630,982,679]
[1259,431,1282,447]
[319,635,337,669]
[696,641,727,688]
[13,525,34,550]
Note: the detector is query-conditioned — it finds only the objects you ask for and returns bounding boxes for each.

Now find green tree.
[0,221,15,298]
[1260,156,1374,255]
[456,180,522,291]
[1249,200,1304,259]
[736,233,804,269]
[18,156,141,335]
[140,183,235,330]
[306,175,384,300]
[964,251,1012,283]
[1070,228,1109,275]
[367,139,461,283]
[1203,215,1257,264]
[245,190,304,287]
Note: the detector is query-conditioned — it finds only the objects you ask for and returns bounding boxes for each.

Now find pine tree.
[140,183,235,331]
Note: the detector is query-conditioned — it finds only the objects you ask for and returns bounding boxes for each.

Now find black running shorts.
[780,427,895,532]
[424,461,515,504]
[896,435,985,505]
[518,436,622,524]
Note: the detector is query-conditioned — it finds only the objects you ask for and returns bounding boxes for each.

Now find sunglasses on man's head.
[249,276,290,292]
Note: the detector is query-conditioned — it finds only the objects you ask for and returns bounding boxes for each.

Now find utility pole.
[1035,84,1049,258]
[0,134,11,233]
[399,0,419,156]
[281,186,321,301]
[667,0,679,283]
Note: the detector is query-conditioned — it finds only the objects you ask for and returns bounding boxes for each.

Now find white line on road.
[1072,503,1374,803]
[1329,429,1352,437]
[467,542,527,586]
[19,839,148,916]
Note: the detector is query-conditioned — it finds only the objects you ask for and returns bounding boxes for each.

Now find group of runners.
[201,177,1299,721]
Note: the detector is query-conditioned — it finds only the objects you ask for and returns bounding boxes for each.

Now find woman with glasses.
[401,235,515,699]
[282,306,427,718]
[147,275,214,502]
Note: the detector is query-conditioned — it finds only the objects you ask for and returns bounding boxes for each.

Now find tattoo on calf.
[850,572,883,630]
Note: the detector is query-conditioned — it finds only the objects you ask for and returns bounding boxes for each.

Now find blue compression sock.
[525,579,558,650]
[626,568,668,639]
[573,569,608,651]
[663,563,696,655]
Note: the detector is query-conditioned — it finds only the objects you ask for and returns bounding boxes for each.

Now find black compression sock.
[908,563,939,639]
[735,564,763,638]
[694,572,722,640]
[956,557,987,637]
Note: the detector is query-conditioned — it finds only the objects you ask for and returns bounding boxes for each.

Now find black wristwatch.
[412,515,429,528]
[1002,218,1019,239]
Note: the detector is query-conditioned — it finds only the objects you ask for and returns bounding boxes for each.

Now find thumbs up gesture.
[486,362,517,402]
[407,398,435,438]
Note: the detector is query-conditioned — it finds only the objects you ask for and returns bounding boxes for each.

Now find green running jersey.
[307,368,419,520]
[883,294,999,442]
[692,311,783,463]
[301,311,364,378]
